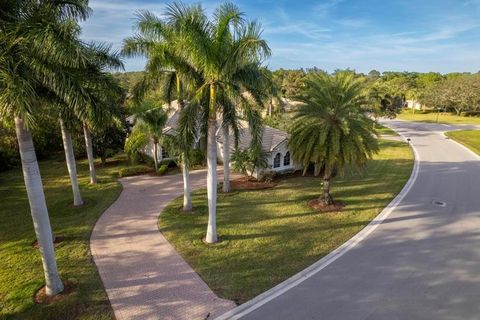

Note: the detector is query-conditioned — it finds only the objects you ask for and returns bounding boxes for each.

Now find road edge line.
[215,125,420,320]
[443,132,480,160]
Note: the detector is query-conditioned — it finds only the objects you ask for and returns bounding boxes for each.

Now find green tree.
[0,0,92,295]
[127,102,168,171]
[122,9,204,211]
[166,2,270,243]
[289,72,379,205]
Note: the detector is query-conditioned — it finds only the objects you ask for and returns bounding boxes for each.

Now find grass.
[397,109,480,125]
[159,139,414,303]
[445,130,480,155]
[375,123,397,136]
[0,154,138,320]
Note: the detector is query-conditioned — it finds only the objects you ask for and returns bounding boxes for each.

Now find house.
[406,99,424,110]
[216,120,302,178]
[125,100,181,162]
[128,100,302,177]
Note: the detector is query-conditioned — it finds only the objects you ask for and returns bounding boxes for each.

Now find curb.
[215,123,420,320]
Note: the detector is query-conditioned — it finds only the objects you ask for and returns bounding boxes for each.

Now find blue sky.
[80,0,480,73]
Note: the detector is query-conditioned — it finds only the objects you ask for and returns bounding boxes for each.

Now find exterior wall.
[406,100,423,110]
[141,139,171,162]
[260,141,302,177]
[217,140,303,178]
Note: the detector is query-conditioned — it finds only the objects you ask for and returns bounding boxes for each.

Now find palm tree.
[127,103,168,171]
[59,115,84,206]
[289,72,379,205]
[53,42,124,205]
[0,0,92,295]
[122,10,203,211]
[81,49,124,184]
[166,2,270,243]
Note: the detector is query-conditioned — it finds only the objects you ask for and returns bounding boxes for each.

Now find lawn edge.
[215,126,419,320]
[444,131,480,160]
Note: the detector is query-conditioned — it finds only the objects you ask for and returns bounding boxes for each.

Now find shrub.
[160,159,177,168]
[190,149,205,166]
[118,165,152,178]
[156,164,168,176]
[260,171,277,183]
[231,148,268,179]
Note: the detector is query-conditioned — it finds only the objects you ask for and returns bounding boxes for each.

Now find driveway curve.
[90,168,235,320]
[219,120,480,320]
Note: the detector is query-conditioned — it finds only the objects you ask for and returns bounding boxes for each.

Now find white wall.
[406,100,423,110]
[263,141,302,175]
[141,139,170,162]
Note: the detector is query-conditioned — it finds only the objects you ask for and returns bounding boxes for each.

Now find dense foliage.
[289,72,379,204]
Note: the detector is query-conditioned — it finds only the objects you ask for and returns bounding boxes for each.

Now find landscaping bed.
[159,139,414,303]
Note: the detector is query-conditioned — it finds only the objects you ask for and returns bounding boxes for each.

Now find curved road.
[220,120,480,320]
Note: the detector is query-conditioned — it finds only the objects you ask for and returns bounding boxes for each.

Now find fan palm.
[0,0,94,295]
[289,72,379,205]
[165,2,270,242]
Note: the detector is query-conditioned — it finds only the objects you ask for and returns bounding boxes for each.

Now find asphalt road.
[230,120,480,320]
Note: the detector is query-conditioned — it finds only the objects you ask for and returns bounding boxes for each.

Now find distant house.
[406,100,424,110]
[128,100,302,177]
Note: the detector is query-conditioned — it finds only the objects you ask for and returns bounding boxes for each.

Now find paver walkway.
[91,168,236,320]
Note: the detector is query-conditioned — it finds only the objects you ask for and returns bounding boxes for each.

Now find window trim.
[283,151,291,166]
[273,152,281,168]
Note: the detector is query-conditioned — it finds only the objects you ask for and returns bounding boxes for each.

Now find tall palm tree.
[50,37,124,206]
[59,114,84,206]
[0,0,92,295]
[122,10,203,211]
[81,49,124,184]
[289,72,379,205]
[166,2,270,243]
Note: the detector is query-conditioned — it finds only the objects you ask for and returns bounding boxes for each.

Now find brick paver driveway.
[91,168,235,320]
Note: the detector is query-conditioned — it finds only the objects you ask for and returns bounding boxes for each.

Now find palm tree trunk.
[15,117,64,296]
[83,122,97,184]
[60,119,83,206]
[153,142,158,171]
[222,125,231,193]
[177,87,192,211]
[322,168,334,205]
[182,158,192,211]
[206,118,218,243]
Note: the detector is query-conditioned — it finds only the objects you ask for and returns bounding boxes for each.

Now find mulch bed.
[31,235,65,249]
[34,280,75,305]
[229,177,277,190]
[308,199,345,213]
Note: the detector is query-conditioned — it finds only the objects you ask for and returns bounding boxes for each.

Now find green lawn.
[0,154,134,320]
[397,109,480,125]
[445,130,480,155]
[159,139,414,303]
[376,123,397,136]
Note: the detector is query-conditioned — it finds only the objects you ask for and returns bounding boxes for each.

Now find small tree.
[125,103,167,171]
[231,147,268,180]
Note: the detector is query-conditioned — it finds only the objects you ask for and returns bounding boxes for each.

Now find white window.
[273,152,281,168]
[284,151,290,166]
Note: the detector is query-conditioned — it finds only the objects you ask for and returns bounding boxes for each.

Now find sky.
[80,0,480,73]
